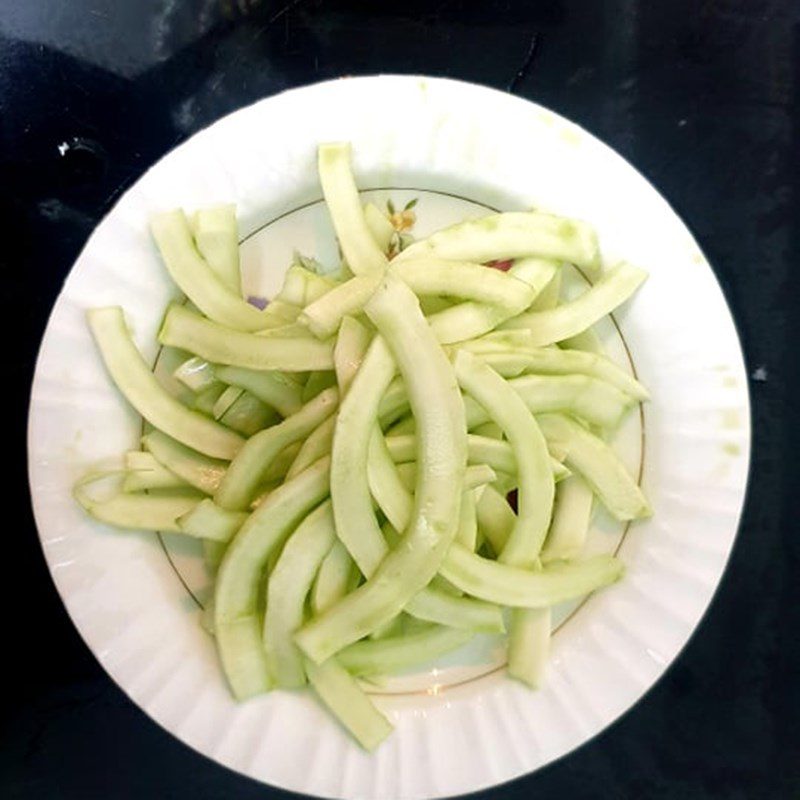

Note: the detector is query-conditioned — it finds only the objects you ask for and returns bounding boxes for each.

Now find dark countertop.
[3,1,798,798]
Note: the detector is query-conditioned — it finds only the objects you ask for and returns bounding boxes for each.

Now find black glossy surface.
[4,1,799,798]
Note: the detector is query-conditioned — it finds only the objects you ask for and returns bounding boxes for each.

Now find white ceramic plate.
[28,76,750,799]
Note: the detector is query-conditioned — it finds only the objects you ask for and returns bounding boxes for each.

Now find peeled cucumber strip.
[440,545,624,607]
[501,262,647,344]
[456,488,479,550]
[215,365,303,416]
[394,462,496,493]
[462,373,634,431]
[330,336,397,576]
[150,210,266,331]
[177,499,247,542]
[318,143,388,275]
[529,268,562,311]
[264,501,338,687]
[390,258,535,310]
[334,316,373,397]
[203,539,227,574]
[142,430,227,495]
[302,370,337,403]
[215,386,338,511]
[536,413,650,521]
[296,276,467,663]
[159,304,334,372]
[219,391,277,436]
[214,457,331,699]
[88,307,243,459]
[424,258,558,344]
[508,607,550,688]
[258,299,302,328]
[472,345,649,401]
[395,211,601,278]
[338,626,473,677]
[304,657,392,751]
[455,351,554,568]
[300,271,384,339]
[363,202,395,252]
[212,385,243,419]
[476,484,517,555]
[541,475,594,562]
[386,433,516,475]
[367,428,412,534]
[173,356,218,393]
[190,204,241,295]
[193,383,226,416]
[560,327,605,355]
[276,264,337,306]
[312,540,356,615]
[286,413,337,479]
[123,451,187,492]
[74,474,200,533]
[405,585,504,633]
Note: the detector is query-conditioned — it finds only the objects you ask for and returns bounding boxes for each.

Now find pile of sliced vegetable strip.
[76,142,651,751]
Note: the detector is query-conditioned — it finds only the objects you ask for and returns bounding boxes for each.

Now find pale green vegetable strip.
[386,433,516,475]
[390,258,535,310]
[265,501,338,687]
[300,271,384,339]
[142,430,227,495]
[159,304,334,372]
[74,476,200,533]
[212,385,243,419]
[318,143,388,275]
[215,386,338,511]
[367,429,412,533]
[560,327,605,355]
[472,421,503,439]
[476,484,517,555]
[203,539,227,574]
[441,545,624,606]
[302,371,337,403]
[190,204,241,295]
[508,608,550,687]
[425,258,558,344]
[501,262,647,344]
[122,452,186,492]
[286,414,336,479]
[88,307,243,459]
[471,345,649,401]
[261,441,302,485]
[214,457,331,698]
[311,540,356,615]
[395,212,601,278]
[541,475,594,562]
[330,336,397,575]
[276,265,336,306]
[363,202,395,252]
[193,384,226,415]
[173,356,218,393]
[395,462,496,492]
[338,626,473,676]
[536,413,650,520]
[468,354,556,682]
[456,489,478,550]
[333,316,373,396]
[219,391,278,436]
[150,210,266,331]
[258,299,302,327]
[459,374,633,431]
[405,590,504,633]
[529,268,562,311]
[296,276,467,663]
[304,657,392,751]
[215,365,303,416]
[178,498,247,542]
[455,351,554,566]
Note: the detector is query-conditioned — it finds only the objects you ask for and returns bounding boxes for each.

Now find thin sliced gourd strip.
[87,306,243,459]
